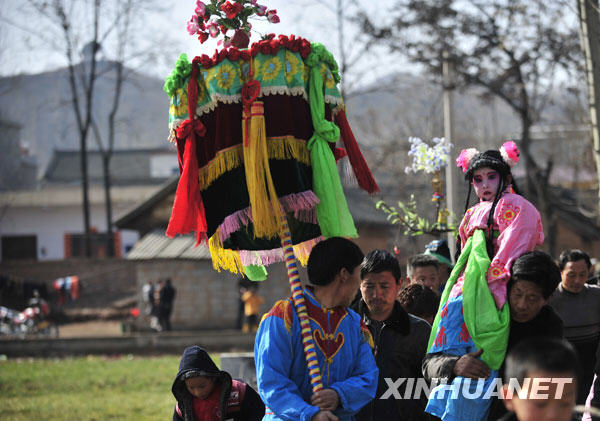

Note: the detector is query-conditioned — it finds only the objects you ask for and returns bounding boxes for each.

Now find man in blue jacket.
[254,237,379,421]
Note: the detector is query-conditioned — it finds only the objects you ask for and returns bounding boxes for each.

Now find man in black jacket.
[354,249,432,421]
[422,251,564,420]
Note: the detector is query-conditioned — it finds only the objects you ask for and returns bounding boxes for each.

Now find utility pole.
[578,0,600,222]
[443,51,456,260]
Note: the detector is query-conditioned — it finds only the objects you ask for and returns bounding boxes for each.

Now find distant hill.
[0,61,584,185]
[0,60,169,176]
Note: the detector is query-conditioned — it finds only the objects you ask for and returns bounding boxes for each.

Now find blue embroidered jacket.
[254,288,379,421]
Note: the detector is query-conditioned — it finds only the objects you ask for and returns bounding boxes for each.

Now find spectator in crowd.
[172,345,265,420]
[237,276,253,329]
[254,237,378,421]
[241,285,263,333]
[500,337,579,421]
[550,249,600,407]
[424,239,454,292]
[159,278,176,331]
[423,250,564,420]
[406,254,442,293]
[353,249,431,421]
[151,280,163,331]
[397,283,440,325]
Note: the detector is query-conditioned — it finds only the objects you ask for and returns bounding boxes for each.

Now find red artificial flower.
[240,50,251,61]
[199,54,213,68]
[299,39,311,58]
[228,48,241,61]
[259,41,272,54]
[197,31,209,44]
[220,1,243,20]
[269,38,280,53]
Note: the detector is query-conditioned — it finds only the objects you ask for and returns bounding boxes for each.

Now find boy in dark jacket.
[171,345,264,421]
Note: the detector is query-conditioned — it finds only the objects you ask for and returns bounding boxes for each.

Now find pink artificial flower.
[195,2,206,16]
[187,17,199,35]
[255,4,267,16]
[250,0,257,4]
[207,22,220,38]
[456,148,479,173]
[266,9,280,23]
[500,141,520,167]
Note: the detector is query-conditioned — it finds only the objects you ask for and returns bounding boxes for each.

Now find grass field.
[0,354,220,420]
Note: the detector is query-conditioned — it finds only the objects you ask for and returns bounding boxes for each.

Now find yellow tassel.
[242,101,283,238]
[208,231,244,274]
[197,137,310,191]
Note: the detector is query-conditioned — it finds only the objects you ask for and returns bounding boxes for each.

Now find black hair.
[462,149,520,259]
[407,254,440,277]
[558,249,591,271]
[508,251,561,300]
[360,249,402,282]
[503,337,579,386]
[397,283,440,320]
[307,237,364,286]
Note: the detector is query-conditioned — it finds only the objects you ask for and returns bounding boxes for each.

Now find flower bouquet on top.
[187,0,280,48]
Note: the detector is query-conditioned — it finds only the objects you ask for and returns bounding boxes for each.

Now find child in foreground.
[500,337,578,421]
[171,345,265,421]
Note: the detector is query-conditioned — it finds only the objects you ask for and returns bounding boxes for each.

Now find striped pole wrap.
[279,215,323,392]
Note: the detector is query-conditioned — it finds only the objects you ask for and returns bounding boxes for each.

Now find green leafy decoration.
[376,196,458,237]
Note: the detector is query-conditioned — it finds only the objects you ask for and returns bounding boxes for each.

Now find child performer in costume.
[425,142,544,421]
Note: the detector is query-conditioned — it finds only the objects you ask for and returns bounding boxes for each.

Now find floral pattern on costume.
[487,260,508,282]
[216,62,238,90]
[497,202,520,228]
[284,51,301,84]
[262,57,282,82]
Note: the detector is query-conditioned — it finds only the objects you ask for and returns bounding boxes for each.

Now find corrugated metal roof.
[126,230,211,260]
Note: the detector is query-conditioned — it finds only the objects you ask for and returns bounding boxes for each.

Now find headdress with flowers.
[187,0,280,49]
[456,141,520,180]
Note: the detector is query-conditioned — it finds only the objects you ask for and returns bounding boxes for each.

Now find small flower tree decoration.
[405,137,452,175]
[377,137,457,236]
[187,0,280,49]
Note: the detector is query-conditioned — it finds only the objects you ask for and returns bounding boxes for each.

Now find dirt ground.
[58,320,124,338]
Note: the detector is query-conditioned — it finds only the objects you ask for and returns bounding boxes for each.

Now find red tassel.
[335,110,379,194]
[166,58,209,244]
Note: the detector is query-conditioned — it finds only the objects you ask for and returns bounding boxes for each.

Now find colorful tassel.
[242,101,283,239]
[335,109,379,194]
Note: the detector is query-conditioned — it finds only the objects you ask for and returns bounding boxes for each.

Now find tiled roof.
[43,148,176,186]
[125,230,211,260]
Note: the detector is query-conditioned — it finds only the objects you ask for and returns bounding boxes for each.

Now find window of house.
[1,235,37,260]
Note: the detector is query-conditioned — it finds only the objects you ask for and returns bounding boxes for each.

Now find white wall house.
[0,148,178,261]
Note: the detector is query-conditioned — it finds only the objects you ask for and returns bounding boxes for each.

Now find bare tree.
[21,0,164,257]
[359,0,583,252]
[89,0,137,257]
[25,0,105,257]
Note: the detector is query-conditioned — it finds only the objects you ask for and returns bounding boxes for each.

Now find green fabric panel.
[306,64,357,238]
[462,230,510,370]
[428,230,510,370]
[244,264,267,281]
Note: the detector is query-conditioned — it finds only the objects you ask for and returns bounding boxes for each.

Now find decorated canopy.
[164,34,378,279]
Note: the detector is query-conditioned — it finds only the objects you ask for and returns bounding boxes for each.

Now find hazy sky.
[0,0,398,87]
